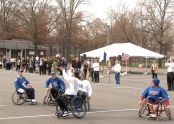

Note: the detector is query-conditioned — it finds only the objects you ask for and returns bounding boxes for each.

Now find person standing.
[107,59,112,74]
[74,57,81,72]
[113,60,121,86]
[165,57,174,91]
[93,59,100,83]
[90,59,94,82]
[151,60,158,79]
[39,57,43,75]
[83,60,88,80]
[47,58,53,75]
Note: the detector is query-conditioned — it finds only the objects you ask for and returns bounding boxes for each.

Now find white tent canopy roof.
[80,43,164,58]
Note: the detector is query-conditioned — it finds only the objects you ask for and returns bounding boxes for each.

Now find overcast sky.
[87,0,137,20]
[52,0,138,21]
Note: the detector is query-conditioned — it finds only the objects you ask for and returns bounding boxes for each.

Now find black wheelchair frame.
[43,90,56,105]
[12,90,37,105]
[138,98,172,120]
[43,88,63,105]
[55,92,87,119]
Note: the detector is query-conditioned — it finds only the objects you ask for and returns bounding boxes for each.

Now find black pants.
[42,67,47,75]
[77,91,87,100]
[94,71,99,83]
[25,88,35,99]
[90,68,94,81]
[83,69,87,79]
[50,87,59,99]
[48,67,51,75]
[167,72,174,91]
[57,95,74,112]
[39,66,43,75]
[151,70,157,79]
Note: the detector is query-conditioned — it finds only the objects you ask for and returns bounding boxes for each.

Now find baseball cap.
[50,72,55,75]
[152,79,160,86]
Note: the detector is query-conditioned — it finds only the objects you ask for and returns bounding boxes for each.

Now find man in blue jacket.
[139,79,170,117]
[45,72,66,100]
[15,70,36,103]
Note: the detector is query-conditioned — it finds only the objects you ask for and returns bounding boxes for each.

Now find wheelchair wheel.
[12,91,26,105]
[138,99,148,117]
[163,102,172,120]
[55,103,61,118]
[85,98,90,111]
[71,96,86,119]
[43,94,52,105]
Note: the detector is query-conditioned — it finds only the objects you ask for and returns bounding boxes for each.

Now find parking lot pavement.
[0,69,174,124]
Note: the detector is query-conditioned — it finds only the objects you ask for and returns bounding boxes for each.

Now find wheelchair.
[43,88,62,105]
[138,98,172,120]
[55,93,87,119]
[12,90,37,105]
[43,90,56,105]
[77,90,90,111]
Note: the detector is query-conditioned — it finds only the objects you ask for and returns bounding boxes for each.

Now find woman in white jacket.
[113,60,121,86]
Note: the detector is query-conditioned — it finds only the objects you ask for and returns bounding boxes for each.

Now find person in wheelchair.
[15,70,37,103]
[139,79,170,117]
[45,72,65,101]
[77,73,92,101]
[56,67,80,117]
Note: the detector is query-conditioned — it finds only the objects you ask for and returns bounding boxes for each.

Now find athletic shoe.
[61,111,69,117]
[31,99,37,103]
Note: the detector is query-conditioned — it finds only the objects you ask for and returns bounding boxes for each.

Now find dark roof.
[0,39,49,50]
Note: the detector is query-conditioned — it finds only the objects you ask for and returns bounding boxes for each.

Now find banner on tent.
[99,52,109,62]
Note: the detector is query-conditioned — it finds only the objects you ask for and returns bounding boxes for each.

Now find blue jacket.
[45,77,65,91]
[15,76,29,90]
[142,86,169,101]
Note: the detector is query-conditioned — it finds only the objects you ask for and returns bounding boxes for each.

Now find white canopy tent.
[80,43,164,58]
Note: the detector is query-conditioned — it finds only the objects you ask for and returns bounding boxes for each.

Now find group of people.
[151,57,174,91]
[15,65,92,117]
[3,53,174,119]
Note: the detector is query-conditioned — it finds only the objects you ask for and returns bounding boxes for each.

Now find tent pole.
[109,70,110,84]
[126,60,128,73]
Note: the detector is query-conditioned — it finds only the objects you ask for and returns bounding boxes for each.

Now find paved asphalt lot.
[0,69,174,124]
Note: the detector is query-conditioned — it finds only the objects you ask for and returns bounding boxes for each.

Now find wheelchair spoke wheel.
[55,103,62,118]
[163,102,172,120]
[138,99,148,117]
[85,98,90,111]
[12,91,26,105]
[43,95,52,105]
[71,96,86,119]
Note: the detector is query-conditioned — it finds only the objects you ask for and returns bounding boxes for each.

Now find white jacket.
[78,80,92,97]
[62,70,79,95]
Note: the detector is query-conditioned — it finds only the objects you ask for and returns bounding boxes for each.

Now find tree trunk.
[158,44,163,68]
[49,46,53,57]
[33,43,38,57]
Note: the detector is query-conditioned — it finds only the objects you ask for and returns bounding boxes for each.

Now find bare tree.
[56,0,86,58]
[112,7,139,44]
[13,0,55,56]
[139,0,174,66]
[0,0,19,39]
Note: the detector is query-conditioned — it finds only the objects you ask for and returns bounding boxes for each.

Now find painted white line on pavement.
[113,86,142,90]
[0,108,139,120]
[88,108,139,114]
[0,114,54,120]
[1,106,174,120]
